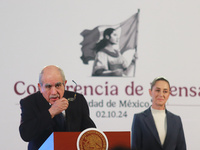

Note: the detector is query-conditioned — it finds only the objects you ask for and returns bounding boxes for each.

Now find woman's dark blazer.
[131,107,186,150]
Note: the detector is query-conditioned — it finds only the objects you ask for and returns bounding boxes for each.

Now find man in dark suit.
[19,65,96,150]
[131,77,186,150]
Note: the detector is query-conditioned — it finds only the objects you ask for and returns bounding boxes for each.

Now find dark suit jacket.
[131,107,186,150]
[19,91,96,150]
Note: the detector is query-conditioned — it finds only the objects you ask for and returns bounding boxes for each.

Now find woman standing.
[131,76,186,150]
[92,28,137,76]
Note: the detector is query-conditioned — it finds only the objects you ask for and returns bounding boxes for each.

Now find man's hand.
[48,98,69,118]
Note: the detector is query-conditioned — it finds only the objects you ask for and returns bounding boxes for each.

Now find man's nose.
[50,86,57,94]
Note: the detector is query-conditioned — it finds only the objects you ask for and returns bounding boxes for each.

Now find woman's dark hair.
[93,28,115,52]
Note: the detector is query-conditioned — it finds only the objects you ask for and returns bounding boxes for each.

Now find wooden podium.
[39,131,130,150]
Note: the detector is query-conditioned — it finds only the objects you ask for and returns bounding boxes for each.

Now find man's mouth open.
[49,94,60,101]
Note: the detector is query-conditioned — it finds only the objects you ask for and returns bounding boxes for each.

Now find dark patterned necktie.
[55,113,66,131]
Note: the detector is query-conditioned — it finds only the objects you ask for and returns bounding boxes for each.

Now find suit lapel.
[36,91,51,111]
[144,108,161,145]
[163,110,173,148]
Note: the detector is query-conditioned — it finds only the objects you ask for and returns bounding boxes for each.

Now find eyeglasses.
[67,80,77,102]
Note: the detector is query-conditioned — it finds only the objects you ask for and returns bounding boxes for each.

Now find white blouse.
[151,107,167,145]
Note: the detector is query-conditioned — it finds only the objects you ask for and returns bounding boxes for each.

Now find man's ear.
[38,83,42,93]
